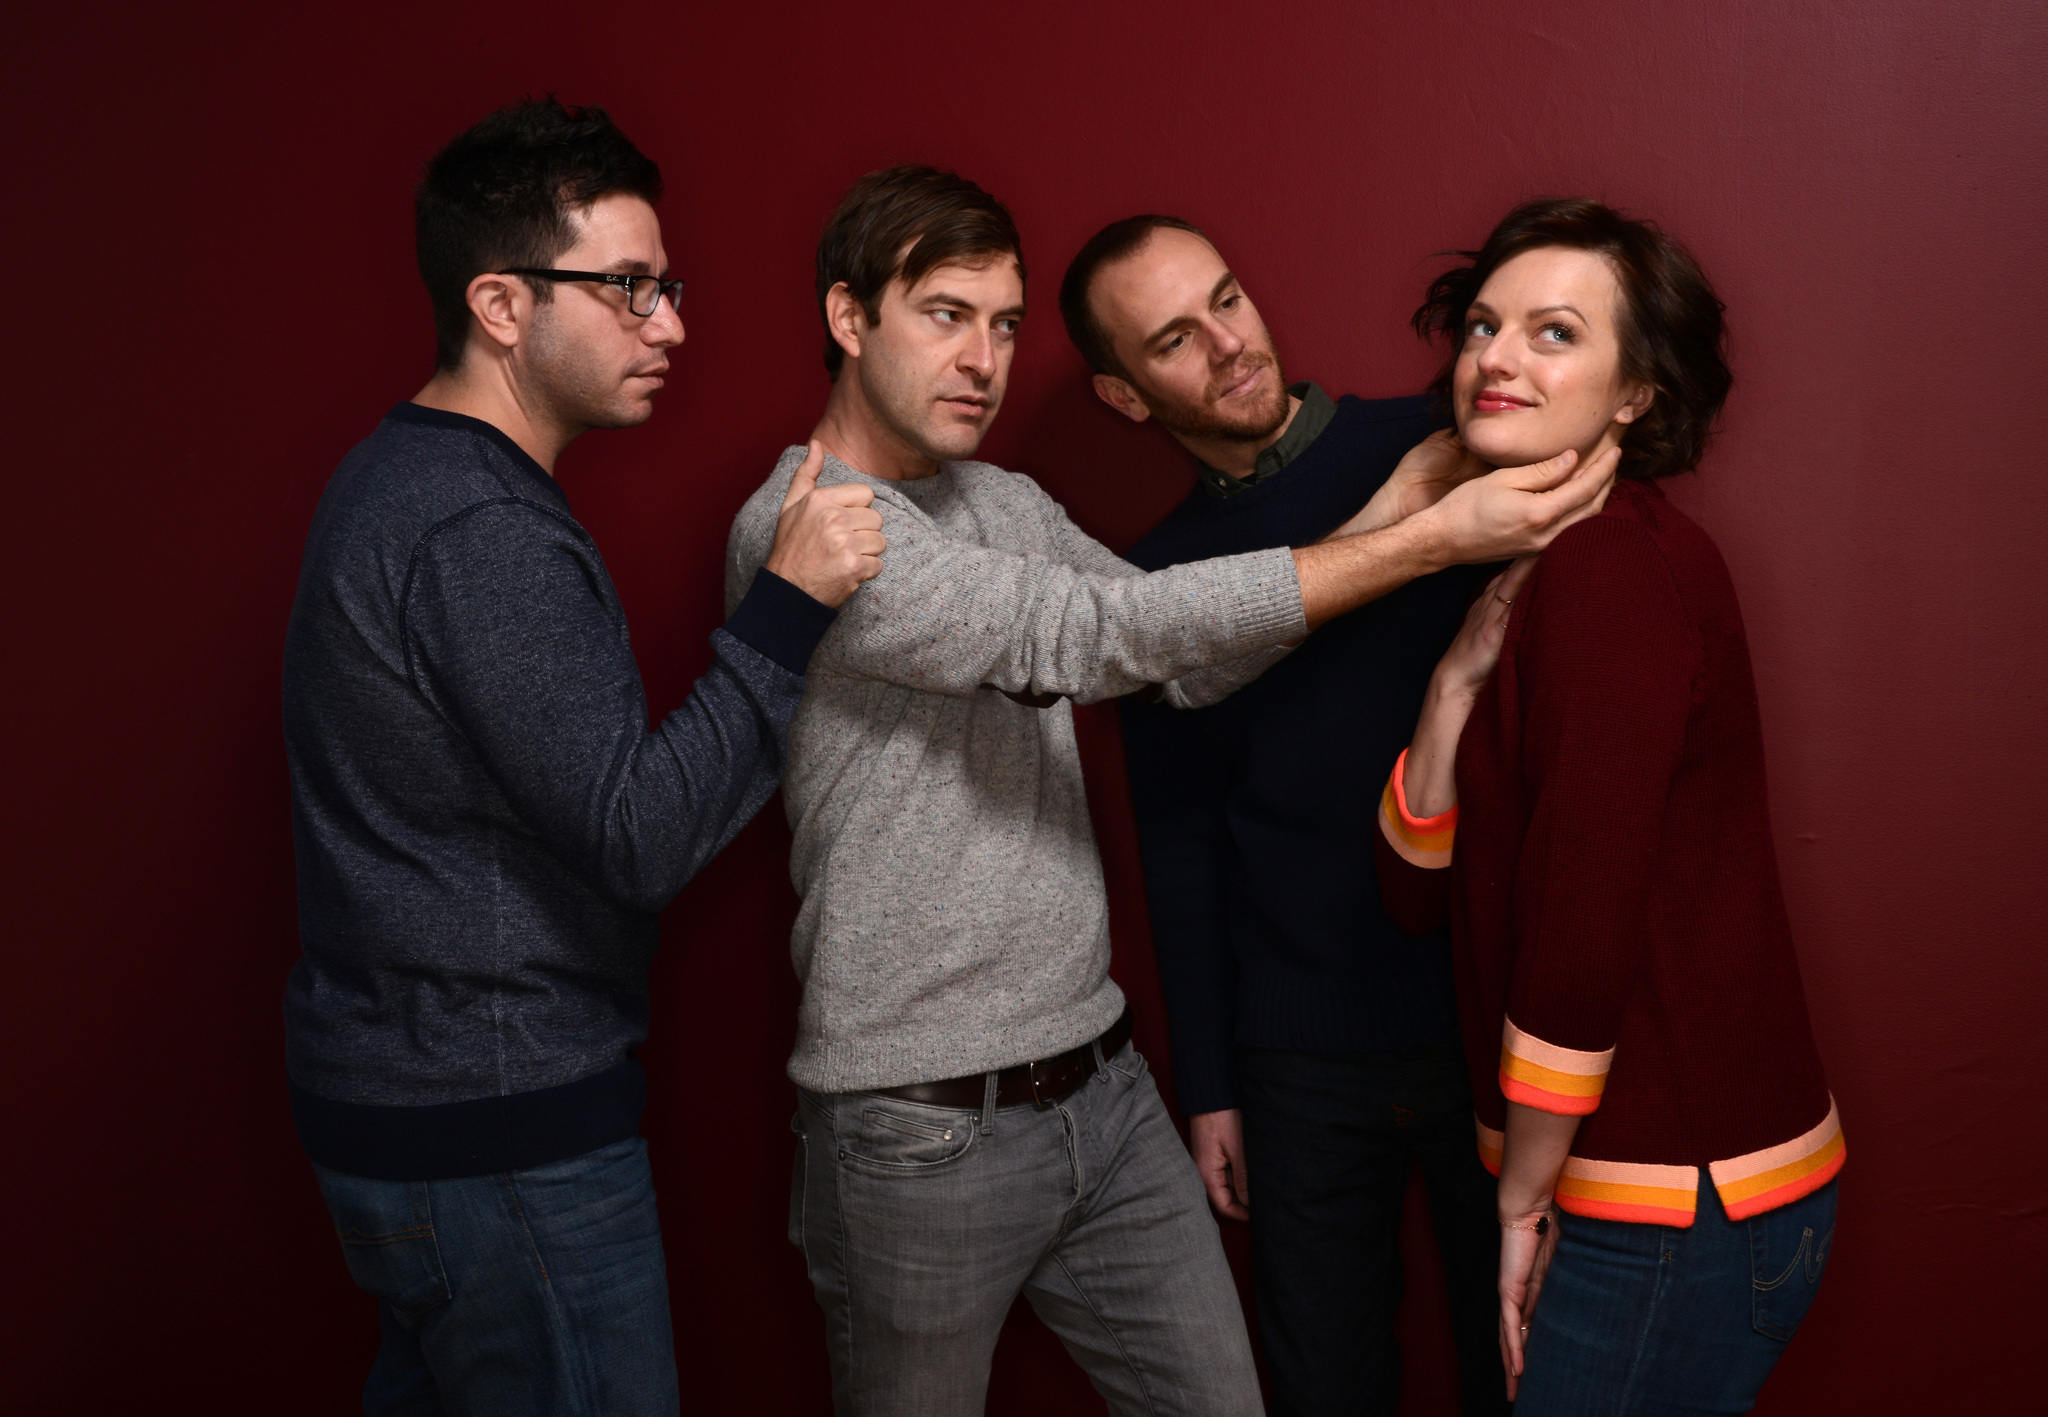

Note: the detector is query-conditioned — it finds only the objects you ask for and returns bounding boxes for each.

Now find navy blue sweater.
[1120,394,1485,1115]
[282,404,833,1179]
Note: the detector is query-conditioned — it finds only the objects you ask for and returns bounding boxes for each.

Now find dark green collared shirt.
[1196,381,1337,499]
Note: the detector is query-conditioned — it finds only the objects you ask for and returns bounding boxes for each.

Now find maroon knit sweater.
[1374,479,1842,1226]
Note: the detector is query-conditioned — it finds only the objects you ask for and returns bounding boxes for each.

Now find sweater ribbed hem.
[289,1056,645,1181]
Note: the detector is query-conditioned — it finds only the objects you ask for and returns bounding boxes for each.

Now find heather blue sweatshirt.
[282,404,833,1180]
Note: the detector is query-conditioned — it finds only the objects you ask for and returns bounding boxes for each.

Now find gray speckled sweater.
[726,447,1305,1092]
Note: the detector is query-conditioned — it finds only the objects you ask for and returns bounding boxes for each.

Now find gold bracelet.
[1502,1215,1551,1234]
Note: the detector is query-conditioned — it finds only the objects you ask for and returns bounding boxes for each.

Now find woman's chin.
[1459,428,1573,471]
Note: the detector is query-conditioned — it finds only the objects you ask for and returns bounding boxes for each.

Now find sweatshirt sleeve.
[403,500,831,914]
[1500,517,1698,1116]
[793,478,1305,705]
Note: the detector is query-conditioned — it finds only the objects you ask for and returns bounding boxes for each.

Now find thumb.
[781,440,825,511]
[1508,445,1578,491]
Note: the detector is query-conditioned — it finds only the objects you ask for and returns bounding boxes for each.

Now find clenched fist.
[763,441,886,607]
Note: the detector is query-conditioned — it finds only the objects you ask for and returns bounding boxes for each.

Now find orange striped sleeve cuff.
[1377,749,1456,869]
[1556,1156,1700,1227]
[1709,1097,1846,1220]
[1475,1118,1504,1176]
[1498,1017,1615,1116]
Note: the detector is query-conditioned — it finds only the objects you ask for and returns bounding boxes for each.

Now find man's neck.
[811,370,942,482]
[1169,393,1301,480]
[413,360,575,475]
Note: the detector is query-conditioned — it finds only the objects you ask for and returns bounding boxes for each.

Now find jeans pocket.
[1102,1041,1146,1083]
[1749,1181,1837,1342]
[315,1170,452,1326]
[844,1099,977,1170]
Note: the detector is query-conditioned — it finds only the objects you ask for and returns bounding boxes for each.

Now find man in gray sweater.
[726,166,1616,1417]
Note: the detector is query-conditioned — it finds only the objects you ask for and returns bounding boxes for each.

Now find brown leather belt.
[875,1007,1134,1111]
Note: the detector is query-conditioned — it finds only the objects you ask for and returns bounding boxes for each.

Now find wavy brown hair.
[1412,199,1731,481]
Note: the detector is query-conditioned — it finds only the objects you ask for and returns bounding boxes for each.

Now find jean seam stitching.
[1614,1226,1673,1409]
[1049,1249,1164,1416]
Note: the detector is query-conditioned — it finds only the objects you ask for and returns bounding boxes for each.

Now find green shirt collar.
[1197,382,1336,499]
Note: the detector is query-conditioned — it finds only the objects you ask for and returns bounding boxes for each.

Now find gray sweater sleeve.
[811,495,1304,704]
[1038,492,1297,710]
[405,500,813,913]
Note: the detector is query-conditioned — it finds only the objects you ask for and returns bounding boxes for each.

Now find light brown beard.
[1143,348,1292,445]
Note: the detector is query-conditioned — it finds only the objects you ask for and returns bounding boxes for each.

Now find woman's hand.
[1434,555,1536,697]
[1400,557,1538,818]
[1498,1207,1560,1400]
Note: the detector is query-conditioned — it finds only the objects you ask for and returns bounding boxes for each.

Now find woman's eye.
[1468,319,1497,339]
[1538,324,1575,343]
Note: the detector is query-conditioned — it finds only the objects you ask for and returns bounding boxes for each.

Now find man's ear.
[824,281,870,366]
[465,272,526,353]
[1613,381,1657,426]
[1092,372,1152,425]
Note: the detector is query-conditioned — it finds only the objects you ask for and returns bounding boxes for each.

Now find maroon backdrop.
[7,1,2043,1410]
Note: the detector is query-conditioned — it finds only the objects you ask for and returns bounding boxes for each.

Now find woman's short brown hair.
[1412,198,1731,481]
[815,165,1025,379]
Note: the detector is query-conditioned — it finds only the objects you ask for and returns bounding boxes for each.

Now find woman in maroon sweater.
[1374,200,1841,1414]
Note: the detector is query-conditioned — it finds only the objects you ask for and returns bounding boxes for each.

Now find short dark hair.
[1412,198,1731,481]
[814,165,1025,379]
[1057,215,1208,379]
[416,97,663,370]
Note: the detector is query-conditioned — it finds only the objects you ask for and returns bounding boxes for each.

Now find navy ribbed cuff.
[723,569,837,676]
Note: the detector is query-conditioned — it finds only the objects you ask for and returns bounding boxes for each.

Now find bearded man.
[1059,216,1514,1417]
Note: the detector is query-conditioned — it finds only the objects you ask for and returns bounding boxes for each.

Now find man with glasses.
[281,98,882,1416]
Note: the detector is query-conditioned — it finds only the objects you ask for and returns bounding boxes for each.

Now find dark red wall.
[8,2,2043,1410]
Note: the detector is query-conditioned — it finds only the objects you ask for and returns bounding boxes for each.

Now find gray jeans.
[790,1042,1264,1416]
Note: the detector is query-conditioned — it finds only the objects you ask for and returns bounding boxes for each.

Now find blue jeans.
[314,1137,678,1417]
[790,1042,1263,1416]
[1517,1176,1837,1415]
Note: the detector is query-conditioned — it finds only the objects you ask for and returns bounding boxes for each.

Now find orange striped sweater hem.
[1472,1098,1846,1228]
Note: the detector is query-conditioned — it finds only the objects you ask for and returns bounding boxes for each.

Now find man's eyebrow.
[1142,270,1240,349]
[916,290,1028,319]
[604,257,656,275]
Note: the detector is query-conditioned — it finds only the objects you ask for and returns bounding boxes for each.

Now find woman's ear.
[1613,381,1657,426]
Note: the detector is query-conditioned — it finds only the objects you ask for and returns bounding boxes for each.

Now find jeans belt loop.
[979,1070,998,1136]
[1092,1039,1107,1080]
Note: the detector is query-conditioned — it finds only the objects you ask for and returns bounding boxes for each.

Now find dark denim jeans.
[1237,1038,1507,1417]
[313,1137,678,1417]
[1517,1176,1837,1415]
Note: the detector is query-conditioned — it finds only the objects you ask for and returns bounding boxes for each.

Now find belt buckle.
[1028,1058,1054,1108]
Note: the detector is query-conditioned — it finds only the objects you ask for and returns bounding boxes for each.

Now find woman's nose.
[1475,336,1514,380]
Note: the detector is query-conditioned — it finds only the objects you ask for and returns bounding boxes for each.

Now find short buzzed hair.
[815,165,1025,379]
[1057,214,1207,378]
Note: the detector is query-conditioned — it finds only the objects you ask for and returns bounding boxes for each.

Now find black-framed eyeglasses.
[498,268,684,317]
